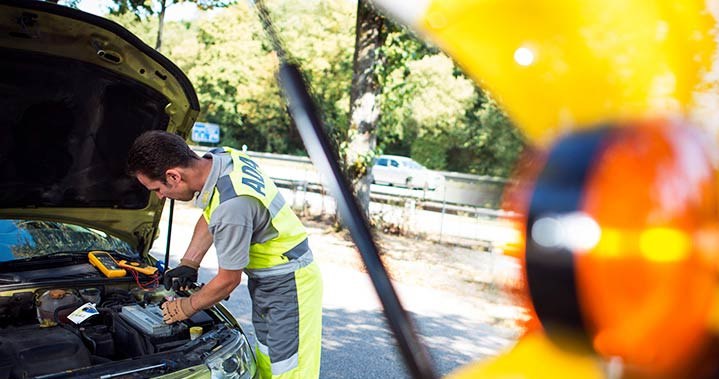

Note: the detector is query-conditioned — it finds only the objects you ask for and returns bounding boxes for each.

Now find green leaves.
[376,34,523,176]
[107,0,524,177]
[108,0,235,17]
[450,92,526,177]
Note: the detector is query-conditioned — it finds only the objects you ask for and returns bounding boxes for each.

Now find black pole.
[279,62,437,379]
[164,198,174,272]
[251,3,437,376]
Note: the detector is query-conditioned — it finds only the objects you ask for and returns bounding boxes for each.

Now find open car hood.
[0,0,199,256]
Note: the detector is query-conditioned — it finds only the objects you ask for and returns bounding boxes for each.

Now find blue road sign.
[192,122,220,143]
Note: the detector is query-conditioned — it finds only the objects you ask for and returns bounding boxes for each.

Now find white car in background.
[372,155,445,190]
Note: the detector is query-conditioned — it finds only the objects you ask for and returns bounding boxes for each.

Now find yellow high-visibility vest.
[203,147,308,270]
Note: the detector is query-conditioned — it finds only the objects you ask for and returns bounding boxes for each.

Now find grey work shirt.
[193,152,278,270]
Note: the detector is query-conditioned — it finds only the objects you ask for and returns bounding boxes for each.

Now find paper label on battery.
[68,302,99,324]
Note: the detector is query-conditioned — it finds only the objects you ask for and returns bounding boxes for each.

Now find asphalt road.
[150,201,518,378]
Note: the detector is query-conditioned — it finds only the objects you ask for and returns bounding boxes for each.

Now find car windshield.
[0,219,136,262]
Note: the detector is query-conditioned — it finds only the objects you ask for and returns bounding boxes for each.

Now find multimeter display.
[96,253,119,269]
[88,251,126,278]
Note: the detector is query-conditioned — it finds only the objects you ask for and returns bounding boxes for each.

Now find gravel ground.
[302,215,529,334]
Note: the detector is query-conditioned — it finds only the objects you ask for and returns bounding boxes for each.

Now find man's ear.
[165,168,182,184]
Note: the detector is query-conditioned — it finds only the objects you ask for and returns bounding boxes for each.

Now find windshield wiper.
[108,251,139,262]
[0,276,21,284]
[0,251,88,270]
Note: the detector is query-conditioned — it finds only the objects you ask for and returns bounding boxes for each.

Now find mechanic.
[126,131,323,379]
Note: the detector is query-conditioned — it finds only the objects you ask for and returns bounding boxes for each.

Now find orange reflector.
[576,120,719,375]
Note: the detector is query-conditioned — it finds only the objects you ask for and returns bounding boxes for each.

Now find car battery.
[119,304,172,338]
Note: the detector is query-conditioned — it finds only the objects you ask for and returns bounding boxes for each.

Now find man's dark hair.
[127,130,200,182]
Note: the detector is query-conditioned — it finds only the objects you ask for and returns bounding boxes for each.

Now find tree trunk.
[155,0,167,51]
[346,0,386,217]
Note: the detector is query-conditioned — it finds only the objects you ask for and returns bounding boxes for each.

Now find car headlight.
[205,329,256,379]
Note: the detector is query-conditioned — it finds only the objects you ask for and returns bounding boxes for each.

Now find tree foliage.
[105,0,234,50]
[451,92,526,177]
[104,0,524,177]
[375,29,524,176]
[107,0,233,17]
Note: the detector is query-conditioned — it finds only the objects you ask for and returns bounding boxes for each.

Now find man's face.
[136,171,195,201]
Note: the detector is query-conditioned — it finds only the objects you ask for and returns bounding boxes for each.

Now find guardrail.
[191,145,520,220]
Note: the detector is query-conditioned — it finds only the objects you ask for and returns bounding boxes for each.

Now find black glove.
[163,261,198,291]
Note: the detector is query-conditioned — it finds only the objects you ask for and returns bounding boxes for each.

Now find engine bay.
[0,281,236,379]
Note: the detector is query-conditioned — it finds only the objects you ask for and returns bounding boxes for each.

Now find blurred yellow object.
[368,1,719,377]
[372,0,715,146]
[447,330,605,379]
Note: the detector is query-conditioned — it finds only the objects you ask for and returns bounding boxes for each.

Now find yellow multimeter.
[88,251,126,278]
[117,260,158,276]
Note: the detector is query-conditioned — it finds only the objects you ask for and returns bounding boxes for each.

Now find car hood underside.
[0,0,200,255]
[0,47,167,211]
